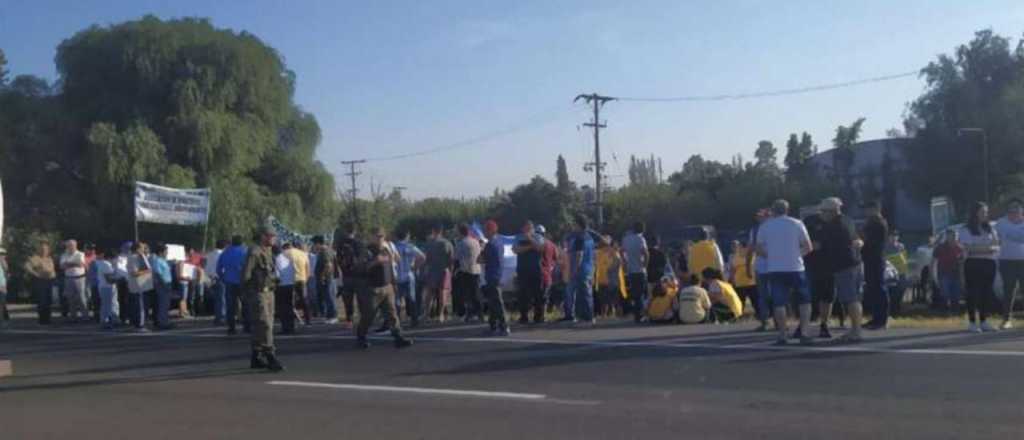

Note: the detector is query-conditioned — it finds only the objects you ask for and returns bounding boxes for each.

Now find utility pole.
[341,159,366,229]
[574,93,615,227]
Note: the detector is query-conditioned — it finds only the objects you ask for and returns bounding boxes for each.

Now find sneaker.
[819,326,833,339]
[498,327,511,337]
[773,338,788,346]
[837,333,863,344]
[980,321,999,333]
[356,339,371,349]
[1000,320,1013,330]
[325,318,339,325]
[394,337,413,349]
[790,328,803,340]
[754,323,767,332]
[967,322,981,333]
[373,326,390,335]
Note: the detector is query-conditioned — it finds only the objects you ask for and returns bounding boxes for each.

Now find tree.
[784,132,816,172]
[556,154,572,194]
[905,29,1024,210]
[0,48,8,86]
[754,140,779,170]
[629,154,662,186]
[831,117,866,202]
[493,176,571,235]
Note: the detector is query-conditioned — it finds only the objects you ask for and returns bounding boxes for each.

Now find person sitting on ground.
[646,274,680,323]
[677,274,711,324]
[701,267,743,323]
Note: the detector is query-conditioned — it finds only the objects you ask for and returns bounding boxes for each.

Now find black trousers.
[517,276,544,321]
[999,259,1024,320]
[483,283,507,329]
[626,273,648,321]
[736,285,759,319]
[964,258,997,323]
[275,284,298,332]
[116,279,130,324]
[453,272,481,318]
[864,257,887,325]
[33,279,53,324]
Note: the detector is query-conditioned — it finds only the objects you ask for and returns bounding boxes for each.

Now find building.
[808,137,931,233]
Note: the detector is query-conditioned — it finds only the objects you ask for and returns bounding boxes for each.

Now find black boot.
[264,353,285,372]
[250,350,268,369]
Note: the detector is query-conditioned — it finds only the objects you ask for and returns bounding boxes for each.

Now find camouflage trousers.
[247,288,275,354]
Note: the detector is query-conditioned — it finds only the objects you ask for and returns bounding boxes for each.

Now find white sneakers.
[1000,320,1014,330]
[324,318,339,325]
[967,322,981,333]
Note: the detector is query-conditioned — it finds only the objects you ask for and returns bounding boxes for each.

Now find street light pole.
[957,128,989,203]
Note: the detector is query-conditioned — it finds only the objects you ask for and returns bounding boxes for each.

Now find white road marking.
[267,380,547,400]
[6,328,1024,357]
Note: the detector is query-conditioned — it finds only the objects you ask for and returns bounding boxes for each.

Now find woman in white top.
[959,202,1001,333]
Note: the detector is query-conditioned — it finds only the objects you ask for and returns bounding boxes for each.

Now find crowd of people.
[3,194,1022,369]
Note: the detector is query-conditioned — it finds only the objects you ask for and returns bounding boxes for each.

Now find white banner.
[134,181,211,226]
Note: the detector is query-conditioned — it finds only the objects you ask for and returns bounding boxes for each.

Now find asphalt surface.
[2,312,1024,440]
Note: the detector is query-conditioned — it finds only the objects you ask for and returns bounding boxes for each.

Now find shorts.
[424,269,450,290]
[834,265,863,304]
[767,272,811,307]
[811,273,836,303]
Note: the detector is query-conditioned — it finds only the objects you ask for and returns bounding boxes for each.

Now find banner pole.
[201,187,211,252]
[133,182,139,243]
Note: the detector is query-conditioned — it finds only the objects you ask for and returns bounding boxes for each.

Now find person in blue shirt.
[393,230,425,327]
[149,243,174,330]
[569,214,597,326]
[217,235,250,334]
[481,220,510,336]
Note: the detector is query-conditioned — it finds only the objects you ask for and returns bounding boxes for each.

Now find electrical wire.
[614,70,919,102]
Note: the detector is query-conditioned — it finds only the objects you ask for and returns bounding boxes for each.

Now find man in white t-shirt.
[205,239,227,325]
[756,199,814,345]
[60,239,89,322]
[95,249,119,329]
[996,198,1024,329]
[621,222,650,323]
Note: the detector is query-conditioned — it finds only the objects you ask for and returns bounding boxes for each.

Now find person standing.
[747,210,772,331]
[479,220,510,336]
[960,202,1001,333]
[149,243,174,330]
[125,242,152,331]
[647,236,669,294]
[356,229,413,350]
[931,229,965,314]
[218,235,250,334]
[729,240,759,322]
[274,242,298,334]
[284,241,312,327]
[622,222,650,323]
[423,225,454,324]
[454,224,483,322]
[995,198,1024,329]
[0,248,9,328]
[335,224,364,324]
[687,229,724,283]
[803,210,833,335]
[817,197,866,343]
[755,199,814,346]
[312,235,340,325]
[24,241,57,325]
[113,242,133,325]
[95,249,119,329]
[595,235,623,317]
[242,227,284,371]
[393,230,425,327]
[514,221,546,324]
[205,239,227,325]
[568,214,597,326]
[538,225,559,324]
[861,201,890,330]
[59,239,89,323]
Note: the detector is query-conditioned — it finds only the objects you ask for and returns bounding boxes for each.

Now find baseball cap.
[819,197,843,212]
[535,224,547,235]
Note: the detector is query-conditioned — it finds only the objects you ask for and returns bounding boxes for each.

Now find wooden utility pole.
[341,159,366,229]
[574,93,615,227]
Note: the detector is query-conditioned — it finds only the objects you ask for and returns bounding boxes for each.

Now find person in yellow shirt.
[729,240,759,319]
[646,274,680,323]
[702,268,743,323]
[688,229,724,283]
[594,236,625,317]
[284,241,312,326]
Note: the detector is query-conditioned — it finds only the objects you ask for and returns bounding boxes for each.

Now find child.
[677,274,711,324]
[701,267,743,323]
[96,249,120,329]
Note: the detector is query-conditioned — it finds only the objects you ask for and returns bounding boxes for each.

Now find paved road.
[2,316,1023,439]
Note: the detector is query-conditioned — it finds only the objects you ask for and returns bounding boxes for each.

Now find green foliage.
[0,48,8,86]
[628,155,662,186]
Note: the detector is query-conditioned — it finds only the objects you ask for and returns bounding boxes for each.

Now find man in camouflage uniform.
[356,227,414,350]
[243,226,285,372]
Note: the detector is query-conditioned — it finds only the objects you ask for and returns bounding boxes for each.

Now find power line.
[614,70,919,102]
[341,159,365,228]
[361,104,579,162]
[575,93,615,227]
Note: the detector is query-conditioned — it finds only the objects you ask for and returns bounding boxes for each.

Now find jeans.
[964,258,997,323]
[209,281,226,322]
[572,276,595,322]
[453,272,481,318]
[517,275,544,322]
[938,273,962,308]
[863,258,887,325]
[317,278,339,320]
[755,276,771,322]
[274,284,297,332]
[127,293,146,328]
[33,279,54,324]
[626,273,648,321]
[999,259,1024,320]
[99,286,119,325]
[483,282,507,329]
[396,276,419,324]
[155,282,171,328]
[225,283,250,331]
[306,277,320,317]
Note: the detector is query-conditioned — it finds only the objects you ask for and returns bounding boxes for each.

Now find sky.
[3,0,1024,199]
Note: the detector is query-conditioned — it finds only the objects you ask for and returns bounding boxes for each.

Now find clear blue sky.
[3,0,1023,199]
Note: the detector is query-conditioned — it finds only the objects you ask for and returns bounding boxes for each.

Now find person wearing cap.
[242,226,284,371]
[755,199,814,345]
[817,197,866,342]
[0,247,9,327]
[860,200,890,330]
